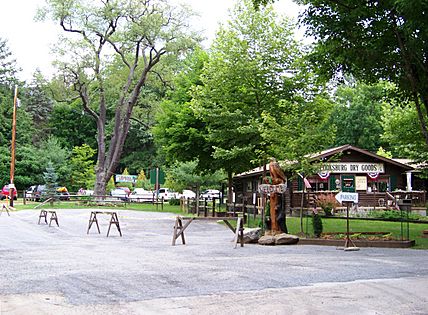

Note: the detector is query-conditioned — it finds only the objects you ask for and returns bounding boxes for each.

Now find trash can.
[397,199,412,211]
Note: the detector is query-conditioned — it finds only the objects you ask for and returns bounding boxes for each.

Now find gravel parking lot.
[1,209,428,314]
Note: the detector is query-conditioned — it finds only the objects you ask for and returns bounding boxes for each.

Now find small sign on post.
[257,183,287,194]
[335,191,360,251]
[335,191,358,204]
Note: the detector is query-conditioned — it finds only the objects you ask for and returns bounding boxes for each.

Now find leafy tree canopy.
[0,37,20,86]
[297,0,428,146]
[153,48,211,170]
[165,160,225,197]
[38,0,201,195]
[192,0,306,175]
[330,81,392,151]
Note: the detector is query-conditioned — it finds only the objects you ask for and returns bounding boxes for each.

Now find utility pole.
[9,86,18,207]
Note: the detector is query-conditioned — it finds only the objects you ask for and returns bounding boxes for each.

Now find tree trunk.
[90,54,164,196]
[94,171,107,198]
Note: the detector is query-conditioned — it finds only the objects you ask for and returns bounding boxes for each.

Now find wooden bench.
[172,216,244,248]
[87,211,122,237]
[38,210,59,227]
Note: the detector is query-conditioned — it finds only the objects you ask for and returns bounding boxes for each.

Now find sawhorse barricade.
[38,210,59,227]
[87,211,122,237]
[172,216,244,248]
[1,204,11,216]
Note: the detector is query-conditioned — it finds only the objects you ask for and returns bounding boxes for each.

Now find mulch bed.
[298,237,415,248]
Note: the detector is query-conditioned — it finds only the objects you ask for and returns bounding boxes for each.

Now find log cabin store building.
[233,145,426,210]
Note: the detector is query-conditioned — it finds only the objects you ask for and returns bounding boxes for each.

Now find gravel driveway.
[1,209,428,314]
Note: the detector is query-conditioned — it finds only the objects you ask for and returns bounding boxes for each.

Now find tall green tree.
[166,160,225,209]
[43,161,58,199]
[0,38,20,145]
[70,144,96,191]
[154,48,211,169]
[260,96,335,165]
[382,101,427,161]
[192,0,305,199]
[0,38,19,86]
[24,70,53,144]
[48,101,97,149]
[297,0,428,148]
[37,136,71,186]
[39,0,200,195]
[331,81,391,151]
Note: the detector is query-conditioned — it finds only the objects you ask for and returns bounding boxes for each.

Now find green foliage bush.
[169,198,180,206]
[368,210,427,221]
[312,211,323,237]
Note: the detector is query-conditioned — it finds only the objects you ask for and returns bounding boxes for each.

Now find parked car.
[0,185,18,200]
[156,188,179,201]
[110,187,129,200]
[78,188,94,196]
[56,187,70,201]
[33,185,46,201]
[116,186,131,196]
[25,185,37,200]
[200,189,221,200]
[180,189,196,199]
[32,185,70,201]
[128,188,154,202]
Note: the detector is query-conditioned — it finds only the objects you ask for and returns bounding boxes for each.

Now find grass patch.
[290,216,428,249]
[245,215,428,249]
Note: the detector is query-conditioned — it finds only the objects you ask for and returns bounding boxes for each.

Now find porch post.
[406,171,412,192]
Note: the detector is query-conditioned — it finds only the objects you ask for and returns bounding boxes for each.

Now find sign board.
[115,174,137,183]
[258,183,287,194]
[150,169,165,185]
[355,176,367,191]
[319,163,384,174]
[335,191,358,204]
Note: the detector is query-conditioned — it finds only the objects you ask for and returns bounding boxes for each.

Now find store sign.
[319,163,384,174]
[115,174,137,183]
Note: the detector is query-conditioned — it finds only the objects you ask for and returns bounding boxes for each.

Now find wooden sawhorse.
[38,210,59,227]
[1,204,11,216]
[87,211,122,237]
[172,216,244,248]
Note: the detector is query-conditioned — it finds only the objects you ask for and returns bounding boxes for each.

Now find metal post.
[346,203,351,246]
[343,202,358,250]
[400,206,404,241]
[155,167,159,202]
